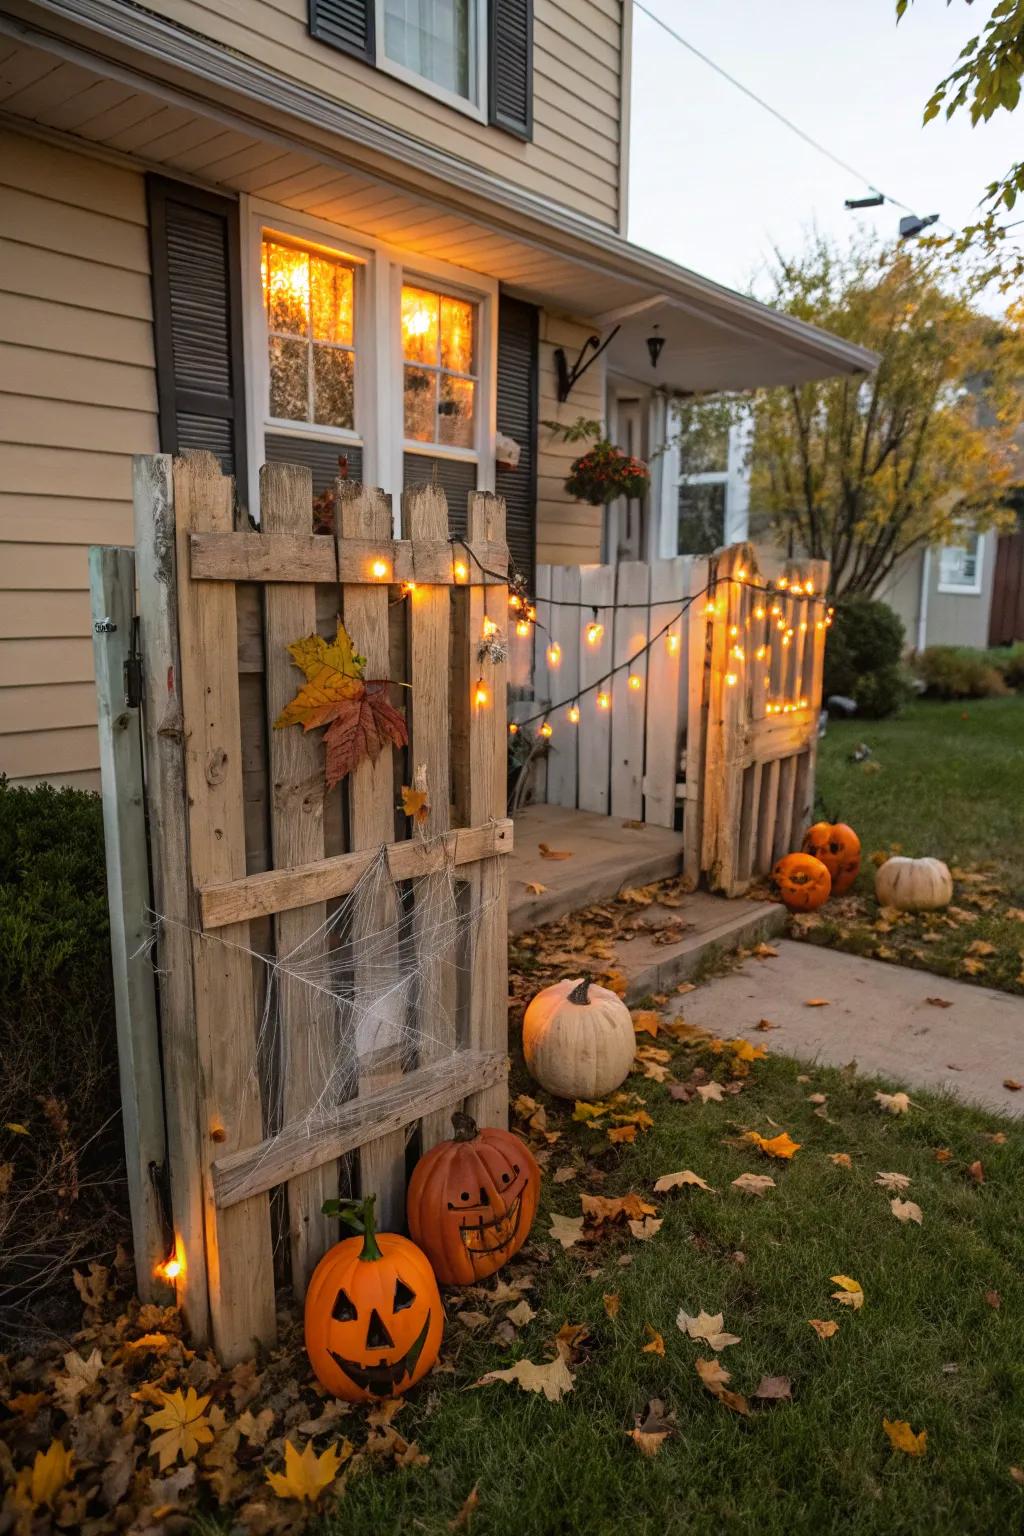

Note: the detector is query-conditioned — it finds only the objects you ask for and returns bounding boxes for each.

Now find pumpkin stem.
[451,1111,479,1143]
[321,1194,383,1262]
[357,1195,382,1262]
[568,978,591,1005]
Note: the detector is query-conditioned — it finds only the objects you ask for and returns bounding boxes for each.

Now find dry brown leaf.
[882,1418,927,1456]
[934,1147,953,1163]
[641,1324,665,1356]
[400,785,429,824]
[731,1172,775,1196]
[449,1484,480,1531]
[474,1352,574,1402]
[830,1275,864,1310]
[265,1439,351,1502]
[524,881,548,896]
[829,1153,852,1169]
[890,1198,923,1225]
[804,998,830,1007]
[631,1009,662,1038]
[677,1309,741,1350]
[552,1166,577,1184]
[808,1319,840,1340]
[653,1169,715,1193]
[985,1289,1002,1309]
[1003,1078,1022,1091]
[506,1300,536,1328]
[875,1171,911,1192]
[538,843,573,860]
[926,997,953,1008]
[696,1082,726,1104]
[602,1293,620,1320]
[694,1357,749,1415]
[581,1193,656,1225]
[548,1213,586,1249]
[628,1216,663,1242]
[607,1124,638,1145]
[752,1375,792,1403]
[53,1348,103,1414]
[874,1090,911,1115]
[967,1159,985,1184]
[752,943,778,959]
[756,1018,781,1031]
[743,1130,800,1160]
[626,1400,674,1457]
[144,1388,214,1471]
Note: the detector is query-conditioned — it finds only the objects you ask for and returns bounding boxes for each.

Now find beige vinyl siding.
[535,311,604,565]
[139,0,624,226]
[0,128,159,788]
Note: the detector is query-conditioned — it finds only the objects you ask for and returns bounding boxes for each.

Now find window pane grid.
[262,236,355,431]
[401,282,476,450]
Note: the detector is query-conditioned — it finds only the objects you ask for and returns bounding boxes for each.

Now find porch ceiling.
[0,7,877,390]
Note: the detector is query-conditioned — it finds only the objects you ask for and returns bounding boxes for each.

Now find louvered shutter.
[147,176,248,508]
[496,294,538,588]
[309,0,375,62]
[488,0,533,140]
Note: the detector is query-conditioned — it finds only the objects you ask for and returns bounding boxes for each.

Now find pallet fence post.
[132,455,210,1342]
[261,461,336,1293]
[89,543,170,1304]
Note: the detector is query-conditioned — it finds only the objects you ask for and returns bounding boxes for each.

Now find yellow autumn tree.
[746,237,1023,596]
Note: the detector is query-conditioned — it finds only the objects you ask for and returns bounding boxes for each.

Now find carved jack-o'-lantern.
[407,1114,540,1286]
[305,1196,443,1403]
[802,821,861,895]
[773,851,832,912]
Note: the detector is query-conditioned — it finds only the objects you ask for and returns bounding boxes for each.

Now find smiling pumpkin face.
[407,1115,541,1286]
[305,1204,443,1403]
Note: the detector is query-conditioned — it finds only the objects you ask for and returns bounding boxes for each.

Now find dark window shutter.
[265,434,363,495]
[488,0,533,140]
[147,175,248,509]
[402,453,477,538]
[496,294,538,589]
[309,0,375,62]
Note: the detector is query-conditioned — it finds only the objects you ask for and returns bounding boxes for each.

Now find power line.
[633,0,938,225]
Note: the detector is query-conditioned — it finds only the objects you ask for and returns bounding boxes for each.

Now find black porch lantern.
[646,324,665,370]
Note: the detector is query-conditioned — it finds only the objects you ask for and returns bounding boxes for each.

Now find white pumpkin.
[522,978,635,1100]
[874,856,953,913]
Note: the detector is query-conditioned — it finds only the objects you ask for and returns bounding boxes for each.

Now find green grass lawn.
[299,1041,1024,1536]
[798,697,1024,994]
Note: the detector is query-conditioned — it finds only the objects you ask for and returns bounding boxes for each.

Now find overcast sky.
[628,0,1021,310]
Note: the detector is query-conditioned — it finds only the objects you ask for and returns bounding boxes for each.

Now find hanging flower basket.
[564,439,650,506]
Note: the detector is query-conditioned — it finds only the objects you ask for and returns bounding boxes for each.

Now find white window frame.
[242,197,497,527]
[657,410,752,558]
[374,0,488,123]
[937,531,985,595]
[396,268,486,468]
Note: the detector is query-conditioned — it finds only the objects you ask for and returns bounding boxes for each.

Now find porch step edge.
[622,901,788,1004]
[509,848,683,937]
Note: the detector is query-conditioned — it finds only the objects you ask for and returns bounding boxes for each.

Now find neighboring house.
[0,0,873,788]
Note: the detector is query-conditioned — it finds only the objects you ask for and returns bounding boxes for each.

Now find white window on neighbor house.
[938,531,984,594]
[377,0,486,115]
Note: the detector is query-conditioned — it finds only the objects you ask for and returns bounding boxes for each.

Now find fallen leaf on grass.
[982,1131,1007,1144]
[641,1325,665,1356]
[804,998,830,1008]
[1010,1466,1024,1486]
[677,1309,741,1350]
[967,939,997,958]
[984,1289,1001,1309]
[631,1009,662,1038]
[626,1399,674,1457]
[653,1170,715,1193]
[874,1091,911,1115]
[829,1153,852,1169]
[743,1130,800,1160]
[628,1216,663,1241]
[607,1124,637,1145]
[549,1213,586,1249]
[456,1311,490,1331]
[731,1172,775,1197]
[967,1160,985,1184]
[144,1388,214,1470]
[449,1485,480,1531]
[807,1093,827,1105]
[830,1275,864,1310]
[694,1358,749,1415]
[475,1352,574,1402]
[538,843,573,861]
[581,1193,656,1225]
[729,1039,768,1063]
[602,1293,620,1320]
[934,1147,953,1163]
[266,1439,350,1502]
[696,1082,726,1103]
[882,1418,927,1456]
[506,1300,536,1327]
[875,1171,911,1192]
[752,1376,792,1404]
[808,1319,839,1340]
[552,1166,576,1184]
[890,1199,923,1225]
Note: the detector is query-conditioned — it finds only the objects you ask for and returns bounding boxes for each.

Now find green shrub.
[989,643,1024,690]
[823,596,907,717]
[915,646,1011,700]
[0,779,124,1331]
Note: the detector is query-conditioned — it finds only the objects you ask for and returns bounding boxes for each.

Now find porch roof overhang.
[2,0,877,392]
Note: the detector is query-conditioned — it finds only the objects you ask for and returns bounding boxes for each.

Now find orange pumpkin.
[407,1113,540,1286]
[305,1196,443,1402]
[802,821,861,895]
[773,851,832,911]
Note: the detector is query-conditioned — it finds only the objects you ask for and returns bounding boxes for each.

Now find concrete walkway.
[677,939,1024,1117]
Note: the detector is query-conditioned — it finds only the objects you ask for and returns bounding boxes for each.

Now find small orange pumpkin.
[802,821,861,895]
[305,1195,443,1402]
[407,1113,540,1286]
[773,851,832,911]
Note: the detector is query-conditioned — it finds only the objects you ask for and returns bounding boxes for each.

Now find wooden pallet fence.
[115,452,511,1362]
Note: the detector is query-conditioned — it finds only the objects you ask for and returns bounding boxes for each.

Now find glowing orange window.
[261,237,355,430]
[401,284,476,449]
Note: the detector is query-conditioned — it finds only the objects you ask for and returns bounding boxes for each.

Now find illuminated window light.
[508,722,518,735]
[546,642,561,668]
[825,617,833,627]
[568,703,580,724]
[474,678,489,707]
[482,616,498,638]
[515,620,530,638]
[628,673,642,692]
[725,672,738,687]
[539,720,553,738]
[586,622,604,646]
[372,558,389,579]
[454,561,469,582]
[596,691,610,710]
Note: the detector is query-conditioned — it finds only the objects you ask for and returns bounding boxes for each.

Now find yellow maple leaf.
[274,619,366,731]
[400,785,429,824]
[144,1387,215,1470]
[474,1353,574,1402]
[728,1039,768,1063]
[808,1319,840,1339]
[743,1130,800,1160]
[642,1324,666,1356]
[15,1440,74,1510]
[607,1123,637,1144]
[266,1438,349,1502]
[5,1121,29,1135]
[883,1418,927,1456]
[830,1275,864,1310]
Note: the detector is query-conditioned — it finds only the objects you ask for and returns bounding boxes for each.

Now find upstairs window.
[261,236,356,431]
[938,531,984,594]
[379,0,480,105]
[401,283,477,450]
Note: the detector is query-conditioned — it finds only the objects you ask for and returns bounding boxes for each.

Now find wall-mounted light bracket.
[554,326,620,403]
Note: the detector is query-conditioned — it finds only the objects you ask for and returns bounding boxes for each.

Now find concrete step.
[614,894,788,1004]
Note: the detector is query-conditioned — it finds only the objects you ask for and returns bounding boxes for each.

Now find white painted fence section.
[534,556,699,826]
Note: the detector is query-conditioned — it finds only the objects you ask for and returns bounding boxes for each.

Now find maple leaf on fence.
[323,684,409,791]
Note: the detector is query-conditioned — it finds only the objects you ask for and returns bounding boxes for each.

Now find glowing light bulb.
[816,620,825,631]
[526,604,537,622]
[158,1256,182,1281]
[754,605,766,620]
[568,703,580,724]
[540,721,553,738]
[474,679,489,707]
[755,645,766,661]
[596,691,610,710]
[781,634,791,647]
[482,616,498,638]
[372,558,388,579]
[777,577,789,590]
[454,561,468,582]
[771,604,782,617]
[509,593,522,610]
[704,601,717,617]
[786,627,794,639]
[799,621,808,633]
[799,697,809,709]
[515,620,530,638]
[546,642,561,668]
[628,673,642,692]
[732,645,745,661]
[586,622,604,645]
[737,568,747,581]
[804,579,814,594]
[729,624,739,638]
[725,672,738,687]
[401,580,416,597]
[666,632,680,655]
[508,722,518,735]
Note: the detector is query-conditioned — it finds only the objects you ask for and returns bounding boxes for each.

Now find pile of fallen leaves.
[770,855,1024,995]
